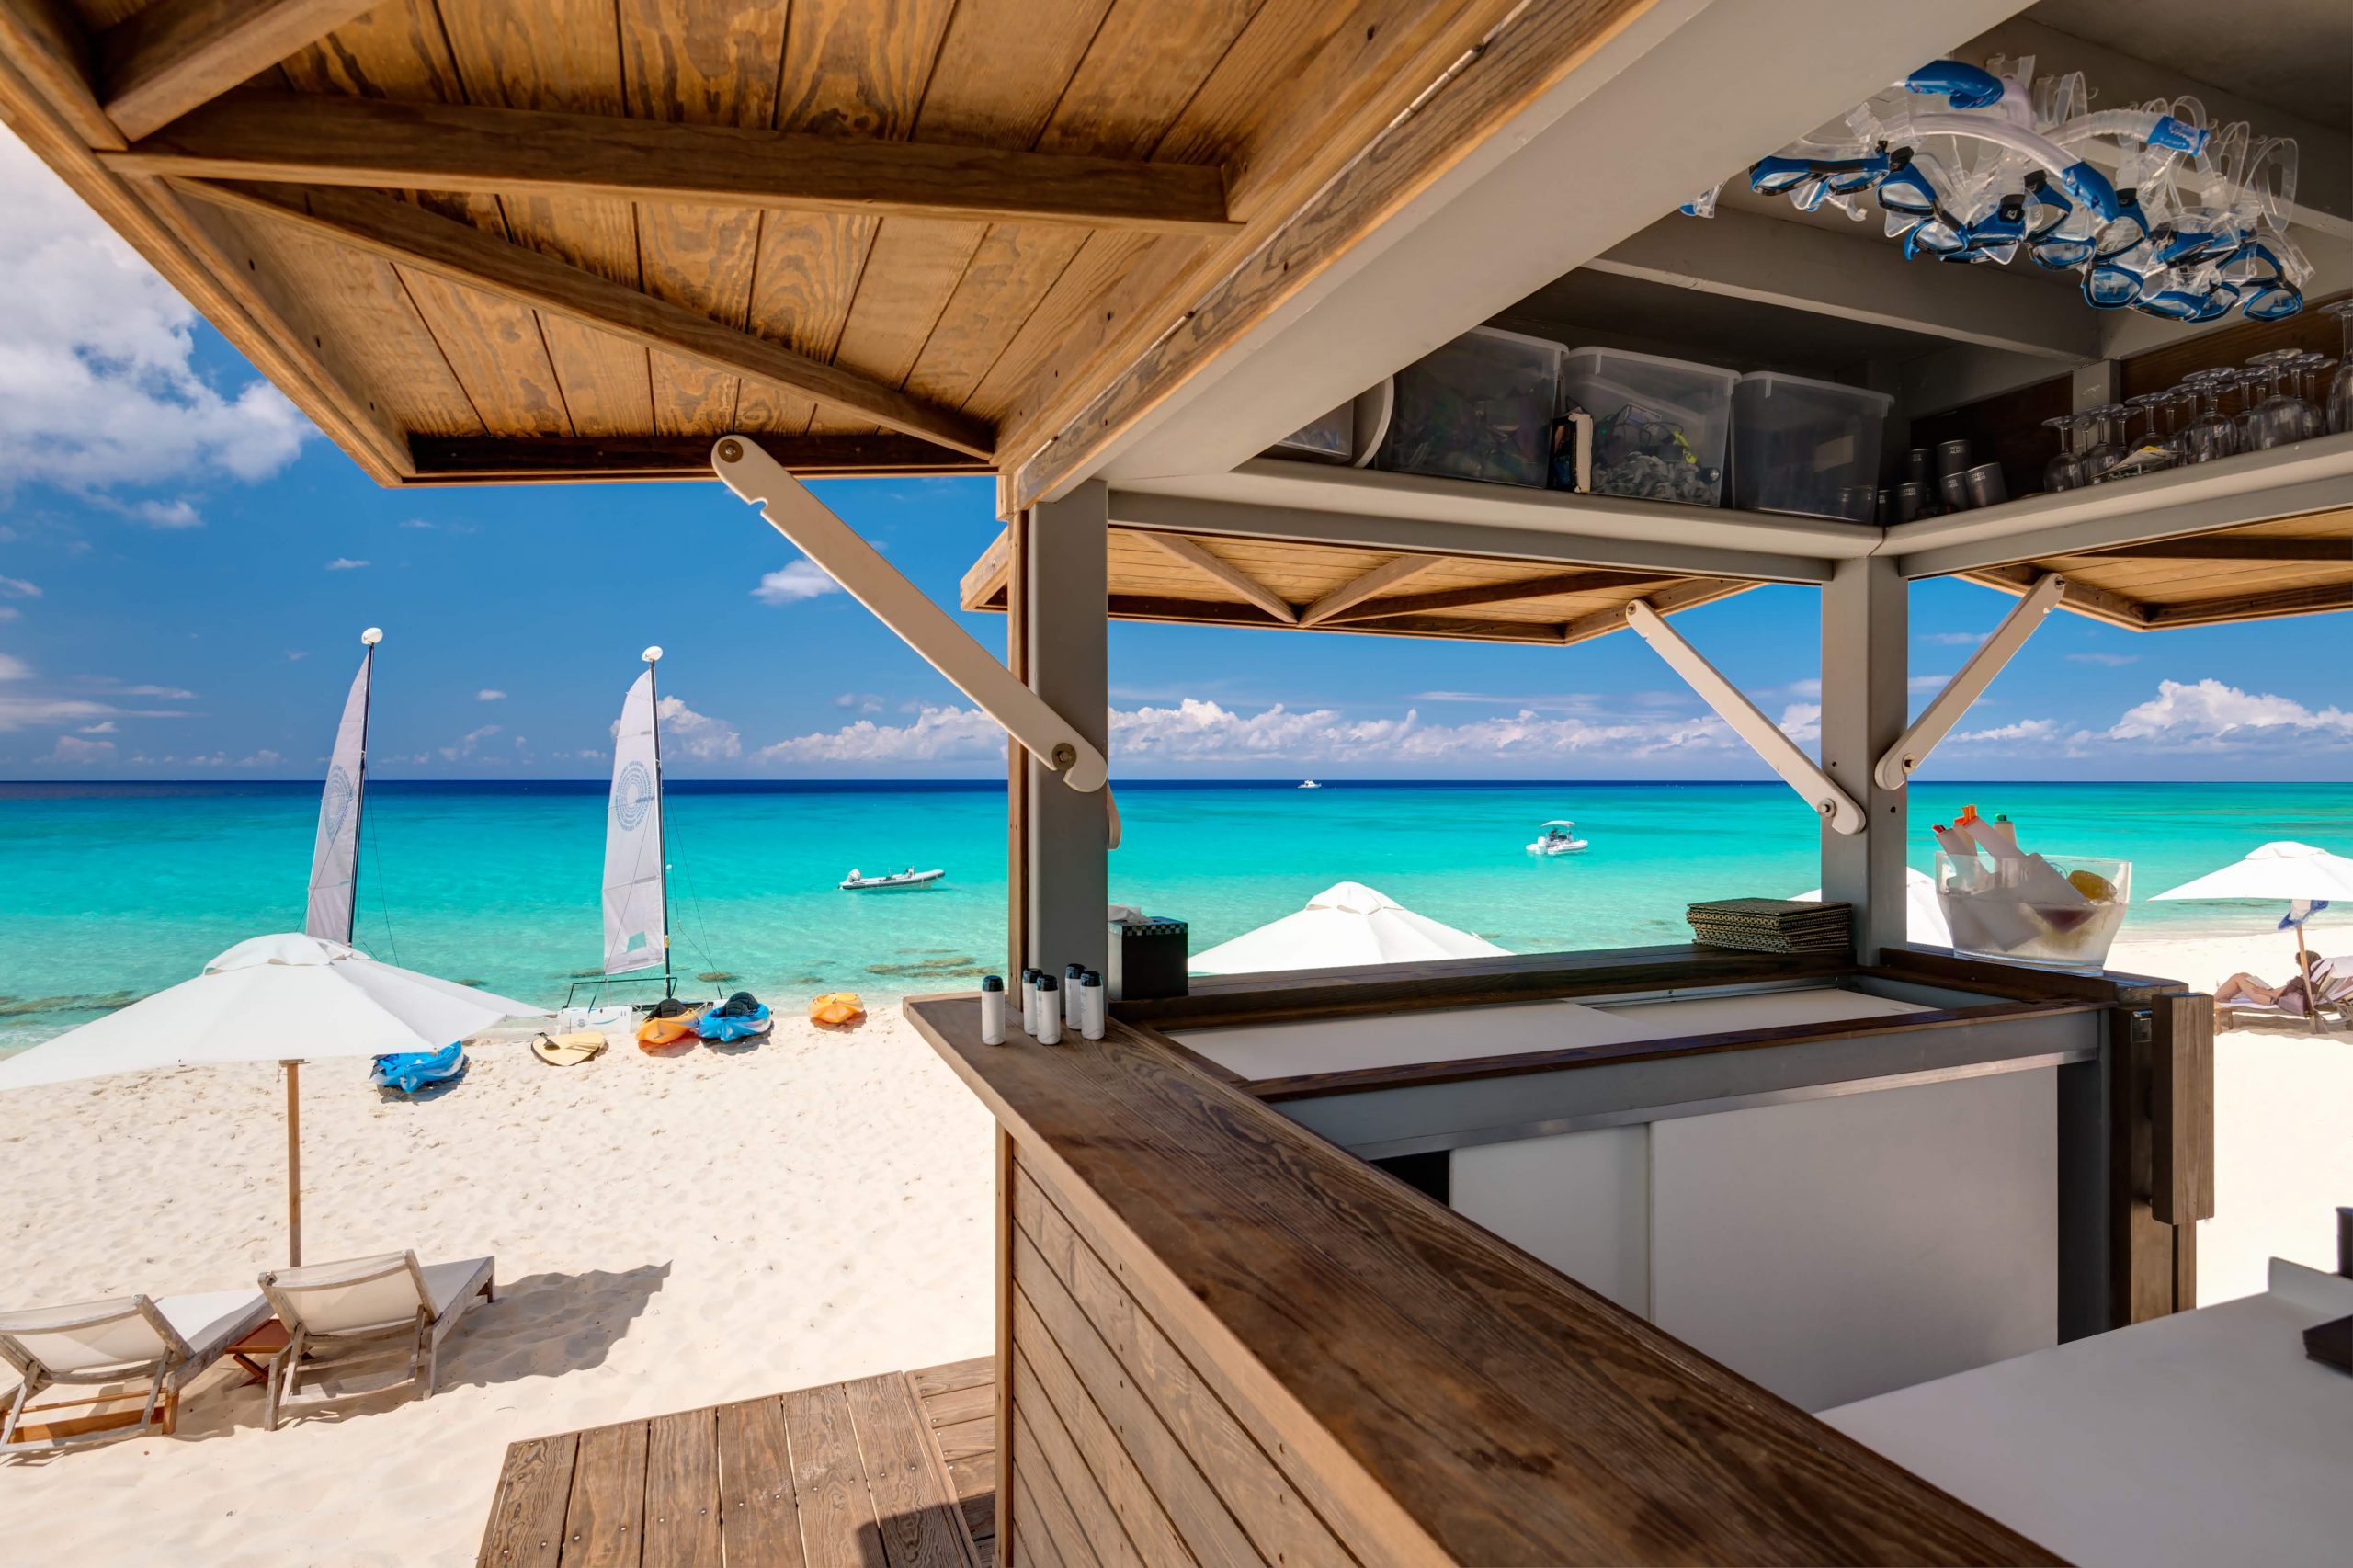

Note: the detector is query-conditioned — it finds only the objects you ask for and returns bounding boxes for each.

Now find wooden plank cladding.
[906,992,2060,1565]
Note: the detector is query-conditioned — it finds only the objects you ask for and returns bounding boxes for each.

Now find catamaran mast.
[643,645,672,996]
[347,627,381,944]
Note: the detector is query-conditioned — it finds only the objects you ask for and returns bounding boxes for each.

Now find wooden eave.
[0,0,1657,487]
[960,524,1756,645]
[1957,507,2353,632]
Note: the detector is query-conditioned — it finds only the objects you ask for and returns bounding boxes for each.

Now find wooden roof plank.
[102,92,1242,232]
[408,431,984,484]
[2144,582,2353,629]
[1139,531,1300,623]
[618,0,790,439]
[1561,578,1752,645]
[2060,536,2353,563]
[98,0,377,142]
[1965,564,2152,631]
[180,181,996,457]
[0,0,119,146]
[437,0,651,440]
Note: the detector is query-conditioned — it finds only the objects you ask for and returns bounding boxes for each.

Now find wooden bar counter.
[907,944,2211,1565]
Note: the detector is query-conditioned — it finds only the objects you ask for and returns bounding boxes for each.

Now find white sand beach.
[2,935,2348,1564]
[0,1006,996,1566]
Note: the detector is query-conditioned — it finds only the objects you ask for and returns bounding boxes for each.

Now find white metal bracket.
[1625,598,1865,835]
[1872,573,2065,793]
[711,437,1111,794]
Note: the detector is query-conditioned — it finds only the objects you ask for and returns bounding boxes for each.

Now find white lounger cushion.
[263,1253,492,1336]
[0,1290,265,1377]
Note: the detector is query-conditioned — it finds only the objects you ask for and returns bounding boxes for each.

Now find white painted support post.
[1625,600,1864,835]
[710,437,1108,790]
[1875,574,2065,791]
[1819,557,1909,957]
[1025,483,1110,978]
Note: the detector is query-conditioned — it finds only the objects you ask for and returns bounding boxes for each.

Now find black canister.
[1107,915,1189,1001]
[1904,447,1932,485]
[1936,437,1972,479]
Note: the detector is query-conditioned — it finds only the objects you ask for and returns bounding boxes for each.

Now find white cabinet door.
[1452,1124,1650,1317]
[1650,1069,2057,1412]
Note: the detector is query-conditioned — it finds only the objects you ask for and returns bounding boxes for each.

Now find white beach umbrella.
[1189,881,1507,975]
[2154,841,2353,1021]
[0,934,546,1261]
[1793,868,1953,949]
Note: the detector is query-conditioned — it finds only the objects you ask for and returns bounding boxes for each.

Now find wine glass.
[2248,348,2308,450]
[2325,301,2353,435]
[2293,353,2336,439]
[2080,404,2124,482]
[2178,369,2236,464]
[2226,367,2265,453]
[2124,392,2178,475]
[2041,413,2085,491]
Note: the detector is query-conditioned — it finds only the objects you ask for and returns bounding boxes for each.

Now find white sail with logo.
[304,630,380,944]
[603,655,667,976]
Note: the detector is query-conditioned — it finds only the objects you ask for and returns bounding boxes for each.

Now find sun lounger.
[256,1252,494,1430]
[2218,955,2353,1031]
[0,1288,268,1451]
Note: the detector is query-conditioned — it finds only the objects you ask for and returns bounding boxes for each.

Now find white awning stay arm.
[1872,572,2065,793]
[1624,599,1864,835]
[710,437,1110,794]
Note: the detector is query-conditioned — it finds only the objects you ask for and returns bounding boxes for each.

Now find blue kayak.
[371,1041,469,1095]
[697,1003,771,1042]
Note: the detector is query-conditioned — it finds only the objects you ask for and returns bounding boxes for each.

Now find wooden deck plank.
[784,1381,885,1568]
[643,1408,723,1568]
[932,1415,995,1464]
[848,1373,971,1568]
[919,1381,995,1430]
[478,1431,581,1568]
[558,1421,647,1568]
[717,1395,808,1568]
[910,1358,995,1400]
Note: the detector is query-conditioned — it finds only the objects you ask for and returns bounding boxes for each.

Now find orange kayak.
[637,1014,697,1049]
[809,992,865,1027]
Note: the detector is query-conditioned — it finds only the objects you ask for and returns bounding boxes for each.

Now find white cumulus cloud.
[2107,677,2353,747]
[476,688,506,702]
[325,558,370,571]
[752,561,842,605]
[132,498,200,528]
[49,734,114,762]
[0,129,308,494]
[0,575,38,598]
[653,695,741,760]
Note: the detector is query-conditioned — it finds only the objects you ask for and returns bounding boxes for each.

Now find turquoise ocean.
[6,778,2353,1052]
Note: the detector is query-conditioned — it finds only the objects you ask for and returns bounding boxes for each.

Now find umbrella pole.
[283,1060,302,1267]
[2299,926,2319,1036]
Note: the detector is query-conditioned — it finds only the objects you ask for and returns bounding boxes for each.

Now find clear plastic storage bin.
[1268,401,1354,462]
[1559,347,1736,506]
[1732,371,1893,521]
[1375,326,1563,488]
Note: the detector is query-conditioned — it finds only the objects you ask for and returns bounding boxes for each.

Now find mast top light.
[360,627,383,646]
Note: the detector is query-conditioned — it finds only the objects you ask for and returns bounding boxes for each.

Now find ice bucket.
[1935,852,2130,973]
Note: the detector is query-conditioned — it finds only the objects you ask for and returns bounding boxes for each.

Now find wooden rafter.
[1963,564,2151,630]
[176,181,995,460]
[1322,568,1668,624]
[1136,532,1299,624]
[0,0,116,148]
[2059,536,2353,563]
[99,0,376,142]
[1560,578,1752,646]
[409,433,988,485]
[1299,555,1440,625]
[2146,582,2353,628]
[107,94,1241,233]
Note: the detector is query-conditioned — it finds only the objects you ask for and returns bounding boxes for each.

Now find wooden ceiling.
[0,0,1654,490]
[961,525,1756,644]
[1968,507,2353,631]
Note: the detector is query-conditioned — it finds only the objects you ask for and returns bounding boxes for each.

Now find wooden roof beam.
[176,181,995,460]
[407,433,987,485]
[1136,532,1298,624]
[1322,567,1669,624]
[2058,536,2353,563]
[1961,564,2152,631]
[109,94,1239,233]
[1298,554,1440,625]
[2144,583,2353,630]
[1560,577,1750,645]
[100,0,377,142]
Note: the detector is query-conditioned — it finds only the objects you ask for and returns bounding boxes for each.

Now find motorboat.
[1527,820,1587,855]
[841,867,945,891]
[1298,779,1323,789]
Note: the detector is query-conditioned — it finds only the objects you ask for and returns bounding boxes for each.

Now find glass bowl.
[1935,852,2131,973]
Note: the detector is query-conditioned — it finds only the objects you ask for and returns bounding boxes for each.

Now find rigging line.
[366,809,399,967]
[657,800,726,977]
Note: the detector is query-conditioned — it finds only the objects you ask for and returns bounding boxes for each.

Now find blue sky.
[4,131,2348,785]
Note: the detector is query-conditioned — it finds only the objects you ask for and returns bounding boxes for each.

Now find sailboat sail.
[603,665,667,975]
[304,633,377,944]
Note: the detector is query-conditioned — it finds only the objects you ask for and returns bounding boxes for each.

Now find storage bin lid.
[1562,347,1739,387]
[1449,324,1570,358]
[1734,369,1893,414]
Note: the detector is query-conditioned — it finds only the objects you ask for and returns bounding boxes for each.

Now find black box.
[2307,1312,2353,1377]
[1107,916,1188,1002]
